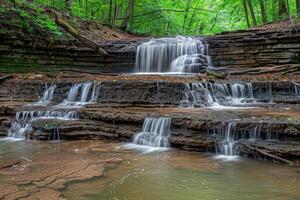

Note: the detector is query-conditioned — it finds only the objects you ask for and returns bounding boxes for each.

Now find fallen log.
[240,143,297,166]
[53,11,108,55]
[0,74,13,84]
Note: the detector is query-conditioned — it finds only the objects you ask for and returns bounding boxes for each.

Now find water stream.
[1,140,298,200]
[135,36,212,73]
[7,82,97,139]
[181,82,255,107]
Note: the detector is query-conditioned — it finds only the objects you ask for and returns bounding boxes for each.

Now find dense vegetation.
[7,0,300,35]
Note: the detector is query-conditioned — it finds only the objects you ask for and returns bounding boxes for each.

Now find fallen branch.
[53,11,108,55]
[240,143,297,166]
[0,74,13,83]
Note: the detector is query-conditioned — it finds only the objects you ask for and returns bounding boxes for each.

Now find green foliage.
[10,0,300,36]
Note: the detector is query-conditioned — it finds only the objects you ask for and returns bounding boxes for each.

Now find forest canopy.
[12,0,300,35]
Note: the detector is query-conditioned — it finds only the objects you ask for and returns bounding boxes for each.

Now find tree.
[65,0,72,12]
[278,0,288,18]
[296,0,300,16]
[109,0,113,25]
[121,0,135,30]
[247,0,257,26]
[258,0,268,24]
[243,0,250,28]
[183,0,192,30]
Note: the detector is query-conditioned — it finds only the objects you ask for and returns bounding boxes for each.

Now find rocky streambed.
[0,76,300,165]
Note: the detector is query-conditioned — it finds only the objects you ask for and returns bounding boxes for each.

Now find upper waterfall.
[134,36,211,73]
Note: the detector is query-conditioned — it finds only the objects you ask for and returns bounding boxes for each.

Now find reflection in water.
[0,139,299,200]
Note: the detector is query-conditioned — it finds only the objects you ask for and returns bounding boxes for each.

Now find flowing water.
[127,117,171,150]
[135,36,211,73]
[181,82,255,107]
[7,82,97,139]
[0,140,299,200]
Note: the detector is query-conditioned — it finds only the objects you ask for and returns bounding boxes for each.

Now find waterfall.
[219,122,237,156]
[31,84,56,105]
[7,81,98,139]
[133,117,172,148]
[60,82,97,107]
[293,82,300,96]
[135,36,211,73]
[181,82,255,107]
[216,121,279,157]
[7,110,78,139]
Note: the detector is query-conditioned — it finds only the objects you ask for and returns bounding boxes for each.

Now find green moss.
[291,53,300,64]
[0,57,63,73]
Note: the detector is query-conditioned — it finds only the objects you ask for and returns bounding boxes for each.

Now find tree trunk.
[109,0,113,25]
[247,0,257,26]
[183,0,192,30]
[121,0,134,30]
[278,0,288,18]
[258,0,268,23]
[54,11,108,55]
[65,0,72,12]
[296,0,300,16]
[243,0,250,28]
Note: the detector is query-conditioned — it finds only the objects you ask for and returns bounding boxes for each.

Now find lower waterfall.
[133,117,172,148]
[216,121,279,159]
[7,82,98,139]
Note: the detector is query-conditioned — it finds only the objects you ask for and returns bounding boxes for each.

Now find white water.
[59,82,97,107]
[132,117,172,148]
[7,82,98,139]
[216,121,279,159]
[181,82,255,107]
[219,122,237,156]
[7,110,78,139]
[135,36,211,73]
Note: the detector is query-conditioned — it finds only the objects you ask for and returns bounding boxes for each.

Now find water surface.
[0,139,299,200]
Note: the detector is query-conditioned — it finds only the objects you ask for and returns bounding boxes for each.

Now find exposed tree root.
[240,143,297,166]
[53,11,108,55]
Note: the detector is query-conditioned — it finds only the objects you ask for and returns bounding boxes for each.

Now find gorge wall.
[1,27,300,73]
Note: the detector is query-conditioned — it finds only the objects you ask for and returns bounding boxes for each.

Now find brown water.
[0,139,300,200]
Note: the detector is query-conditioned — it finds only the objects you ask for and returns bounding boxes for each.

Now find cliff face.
[206,28,300,69]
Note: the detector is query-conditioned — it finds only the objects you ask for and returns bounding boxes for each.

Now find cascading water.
[33,84,56,105]
[181,82,255,107]
[216,121,279,158]
[7,110,78,139]
[293,82,300,96]
[60,82,97,107]
[219,122,237,156]
[133,117,172,148]
[135,36,211,73]
[7,82,98,139]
